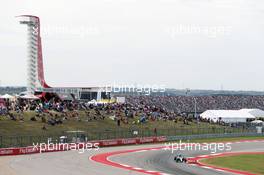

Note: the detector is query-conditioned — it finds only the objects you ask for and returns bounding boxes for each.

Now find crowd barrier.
[0,127,253,148]
[0,136,167,156]
[166,132,264,141]
[0,132,263,156]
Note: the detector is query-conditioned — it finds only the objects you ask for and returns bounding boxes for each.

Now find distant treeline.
[1,86,264,96]
[114,89,264,96]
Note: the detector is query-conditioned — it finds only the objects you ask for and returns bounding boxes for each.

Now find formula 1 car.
[174,154,187,163]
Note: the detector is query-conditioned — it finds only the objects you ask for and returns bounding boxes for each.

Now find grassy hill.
[0,110,246,148]
[0,110,231,136]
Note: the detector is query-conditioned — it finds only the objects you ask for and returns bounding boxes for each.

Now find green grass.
[0,110,256,147]
[201,154,264,175]
[190,136,264,143]
[0,111,229,137]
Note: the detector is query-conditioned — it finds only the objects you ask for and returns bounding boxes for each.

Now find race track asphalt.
[0,140,263,175]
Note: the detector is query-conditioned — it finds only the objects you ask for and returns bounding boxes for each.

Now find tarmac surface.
[0,140,263,175]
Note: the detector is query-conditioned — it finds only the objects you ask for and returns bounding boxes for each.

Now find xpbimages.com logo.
[32,141,100,154]
[100,83,166,95]
[164,140,232,154]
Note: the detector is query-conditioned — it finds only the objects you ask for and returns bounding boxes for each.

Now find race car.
[174,154,187,163]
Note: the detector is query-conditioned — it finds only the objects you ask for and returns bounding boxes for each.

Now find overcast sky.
[0,0,264,91]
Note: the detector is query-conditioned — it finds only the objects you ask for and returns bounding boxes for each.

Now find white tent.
[19,94,39,100]
[240,109,264,118]
[200,110,255,123]
[116,97,126,104]
[87,99,108,105]
[1,94,14,99]
[251,120,263,124]
[88,99,97,104]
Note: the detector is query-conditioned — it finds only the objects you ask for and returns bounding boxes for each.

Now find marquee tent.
[0,94,14,99]
[251,120,263,124]
[240,109,264,118]
[200,109,256,123]
[19,94,40,100]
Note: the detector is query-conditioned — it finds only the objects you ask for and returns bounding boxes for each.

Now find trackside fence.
[0,127,262,148]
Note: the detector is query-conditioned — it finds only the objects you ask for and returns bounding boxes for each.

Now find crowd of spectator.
[0,97,180,126]
[125,95,264,114]
[1,95,264,127]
